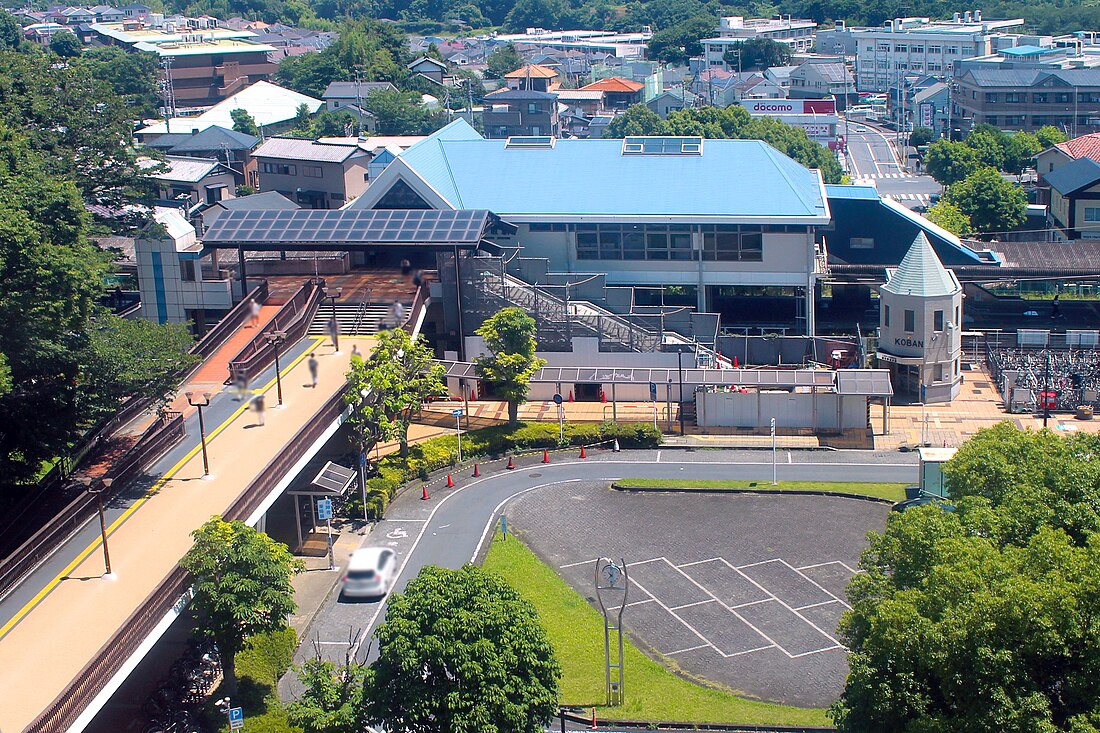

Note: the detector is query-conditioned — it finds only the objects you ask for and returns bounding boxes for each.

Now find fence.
[228,279,321,385]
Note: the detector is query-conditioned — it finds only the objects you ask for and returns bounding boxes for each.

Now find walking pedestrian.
[392,300,406,326]
[1051,293,1063,320]
[308,352,319,388]
[234,370,250,401]
[400,258,411,277]
[253,393,266,426]
[249,298,261,327]
[412,269,424,288]
[327,316,340,351]
[351,343,361,360]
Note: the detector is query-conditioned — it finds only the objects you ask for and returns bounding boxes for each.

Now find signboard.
[316,498,333,521]
[740,98,835,115]
[795,122,835,136]
[229,707,244,730]
[649,382,657,401]
[553,393,563,405]
[920,102,934,128]
[451,408,463,417]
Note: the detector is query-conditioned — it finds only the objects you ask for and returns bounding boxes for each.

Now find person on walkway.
[253,393,266,426]
[308,352,319,388]
[412,269,424,288]
[1051,293,1063,319]
[351,343,361,360]
[249,298,261,327]
[327,316,340,351]
[234,370,250,401]
[400,258,411,277]
[391,300,406,326]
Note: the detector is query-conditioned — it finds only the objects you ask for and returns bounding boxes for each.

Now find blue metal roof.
[1043,157,1100,195]
[387,120,829,221]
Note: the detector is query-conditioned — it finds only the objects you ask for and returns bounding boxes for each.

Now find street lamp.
[265,329,287,406]
[185,391,212,476]
[323,286,342,353]
[79,476,114,577]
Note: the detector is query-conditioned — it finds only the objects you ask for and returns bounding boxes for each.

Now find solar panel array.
[622,136,703,155]
[203,209,492,245]
[310,461,356,495]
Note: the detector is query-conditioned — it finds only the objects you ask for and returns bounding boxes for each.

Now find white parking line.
[676,557,722,568]
[780,559,852,610]
[794,600,840,611]
[559,558,598,569]
[670,599,717,611]
[664,643,712,655]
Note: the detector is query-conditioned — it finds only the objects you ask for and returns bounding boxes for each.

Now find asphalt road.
[844,120,940,209]
[281,450,918,700]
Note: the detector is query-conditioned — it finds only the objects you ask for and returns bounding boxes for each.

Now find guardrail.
[0,411,185,603]
[190,280,269,360]
[228,279,321,385]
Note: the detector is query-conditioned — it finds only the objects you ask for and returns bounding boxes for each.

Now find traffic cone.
[472,463,481,477]
[542,448,550,463]
[579,445,587,459]
[600,389,607,403]
[506,455,515,470]
[421,485,429,500]
[568,390,574,402]
[733,355,739,368]
[613,439,620,452]
[471,389,478,401]
[446,473,454,487]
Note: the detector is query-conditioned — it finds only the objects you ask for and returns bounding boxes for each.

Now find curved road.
[288,449,918,678]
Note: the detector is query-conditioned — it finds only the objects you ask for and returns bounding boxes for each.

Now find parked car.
[342,547,397,599]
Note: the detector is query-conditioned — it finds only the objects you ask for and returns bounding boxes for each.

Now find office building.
[701,16,818,70]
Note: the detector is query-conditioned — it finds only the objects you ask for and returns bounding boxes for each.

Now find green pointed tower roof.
[883,232,960,298]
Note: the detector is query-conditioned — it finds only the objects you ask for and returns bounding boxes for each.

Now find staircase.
[307,301,393,337]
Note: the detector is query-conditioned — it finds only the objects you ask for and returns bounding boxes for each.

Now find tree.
[924,201,973,236]
[287,658,367,733]
[723,37,792,71]
[925,138,982,186]
[345,327,445,460]
[1036,124,1068,149]
[908,126,934,148]
[964,124,1008,169]
[363,565,561,733]
[647,15,715,65]
[475,307,545,424]
[1004,131,1042,177]
[180,518,303,696]
[832,423,1100,733]
[77,47,159,118]
[603,105,669,137]
[943,167,1027,233]
[0,10,22,50]
[290,102,314,135]
[231,108,260,136]
[502,0,569,32]
[362,88,447,135]
[485,42,522,79]
[49,31,82,57]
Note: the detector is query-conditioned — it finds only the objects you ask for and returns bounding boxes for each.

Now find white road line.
[670,599,717,611]
[559,558,599,569]
[627,556,667,567]
[380,518,428,522]
[796,561,846,570]
[730,598,776,610]
[780,559,853,610]
[470,479,587,563]
[608,598,657,611]
[735,558,783,570]
[789,645,844,658]
[720,644,778,658]
[664,643,712,656]
[676,557,722,568]
[627,575,717,651]
[656,450,661,462]
[794,599,840,611]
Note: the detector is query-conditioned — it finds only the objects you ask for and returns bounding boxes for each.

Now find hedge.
[206,627,300,731]
[353,421,660,519]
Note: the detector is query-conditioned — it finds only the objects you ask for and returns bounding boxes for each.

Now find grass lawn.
[614,478,908,502]
[483,532,832,727]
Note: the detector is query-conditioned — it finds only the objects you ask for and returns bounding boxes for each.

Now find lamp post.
[265,329,287,406]
[186,391,212,476]
[323,286,342,353]
[79,476,114,577]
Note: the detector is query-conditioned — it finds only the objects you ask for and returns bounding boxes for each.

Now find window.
[303,165,323,178]
[702,225,762,261]
[884,303,891,328]
[1084,207,1100,222]
[180,260,196,282]
[955,305,960,323]
[1033,93,1048,104]
[947,46,960,55]
[261,162,296,175]
[1055,92,1071,104]
[374,179,431,209]
[934,309,944,331]
[527,102,539,114]
[985,93,998,103]
[928,44,942,53]
[528,223,568,232]
[1006,92,1022,103]
[904,309,915,332]
[850,237,874,249]
[911,45,924,53]
[934,363,944,382]
[895,44,908,52]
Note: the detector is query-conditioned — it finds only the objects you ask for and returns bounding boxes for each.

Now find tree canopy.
[924,200,973,237]
[723,37,792,71]
[181,517,303,695]
[647,15,715,65]
[363,564,561,733]
[475,307,545,424]
[925,139,982,187]
[942,167,1027,234]
[833,423,1100,733]
[485,42,522,79]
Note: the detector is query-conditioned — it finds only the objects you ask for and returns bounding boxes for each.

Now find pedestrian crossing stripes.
[850,172,914,183]
[884,193,932,204]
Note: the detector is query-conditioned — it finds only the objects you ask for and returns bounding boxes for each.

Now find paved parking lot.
[506,482,890,707]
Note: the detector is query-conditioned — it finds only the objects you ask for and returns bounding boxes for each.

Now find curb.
[610,482,896,505]
[559,708,836,732]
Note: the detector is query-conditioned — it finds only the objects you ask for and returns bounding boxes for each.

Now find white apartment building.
[701,15,818,69]
[851,11,1024,92]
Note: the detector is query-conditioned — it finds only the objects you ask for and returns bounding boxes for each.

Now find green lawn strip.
[483,531,831,727]
[614,478,908,502]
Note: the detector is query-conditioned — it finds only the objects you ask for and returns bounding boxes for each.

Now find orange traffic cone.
[472,463,481,477]
[542,448,550,463]
[600,389,607,403]
[506,455,515,470]
[421,485,430,500]
[568,390,574,402]
[579,445,587,459]
[446,473,454,487]
[471,389,477,401]
[733,355,739,368]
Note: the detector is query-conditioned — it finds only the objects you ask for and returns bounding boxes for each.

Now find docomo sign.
[741,98,836,115]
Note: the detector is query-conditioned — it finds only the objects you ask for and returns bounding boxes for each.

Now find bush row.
[352,421,661,519]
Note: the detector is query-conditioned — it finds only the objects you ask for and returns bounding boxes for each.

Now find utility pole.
[160,56,176,133]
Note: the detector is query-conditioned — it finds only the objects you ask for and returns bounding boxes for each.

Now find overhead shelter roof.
[137,81,323,136]
[201,208,512,251]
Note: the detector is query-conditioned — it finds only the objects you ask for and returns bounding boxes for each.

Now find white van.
[342,547,397,599]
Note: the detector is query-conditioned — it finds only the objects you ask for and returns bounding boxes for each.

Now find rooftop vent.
[622,136,703,155]
[505,135,556,149]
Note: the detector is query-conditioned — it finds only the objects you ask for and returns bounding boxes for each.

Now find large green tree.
[943,167,1027,233]
[925,138,982,186]
[77,46,159,119]
[361,88,448,135]
[647,15,715,65]
[1004,131,1043,177]
[475,307,545,424]
[723,37,792,71]
[0,10,21,51]
[287,658,367,733]
[180,517,303,696]
[1036,124,1068,149]
[603,105,668,137]
[276,18,411,97]
[485,42,522,79]
[49,31,82,58]
[924,200,973,237]
[833,423,1100,733]
[363,564,561,733]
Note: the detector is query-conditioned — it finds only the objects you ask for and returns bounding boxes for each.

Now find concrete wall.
[697,389,867,430]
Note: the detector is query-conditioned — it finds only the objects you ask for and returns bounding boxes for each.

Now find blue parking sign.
[229,707,244,729]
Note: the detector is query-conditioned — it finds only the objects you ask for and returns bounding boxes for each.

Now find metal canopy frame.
[439,360,893,396]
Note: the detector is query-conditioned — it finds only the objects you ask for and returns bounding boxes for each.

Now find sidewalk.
[0,336,372,733]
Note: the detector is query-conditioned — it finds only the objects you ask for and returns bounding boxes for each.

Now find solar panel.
[310,461,356,495]
[203,209,493,245]
[622,136,704,156]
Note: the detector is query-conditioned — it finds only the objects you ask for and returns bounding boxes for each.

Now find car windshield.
[378,553,391,569]
[347,568,376,580]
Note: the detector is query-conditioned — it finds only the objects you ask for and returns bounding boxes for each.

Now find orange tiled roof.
[1055,133,1100,162]
[504,64,558,79]
[580,76,644,92]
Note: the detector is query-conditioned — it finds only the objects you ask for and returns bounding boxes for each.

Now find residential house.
[556,89,606,118]
[788,60,854,105]
[482,89,560,138]
[252,137,371,208]
[647,90,689,118]
[1035,132,1100,178]
[578,76,643,110]
[1043,157,1100,238]
[504,64,560,92]
[88,4,125,21]
[407,56,449,85]
[147,155,237,207]
[764,65,797,91]
[912,81,951,137]
[136,81,323,139]
[143,125,260,182]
